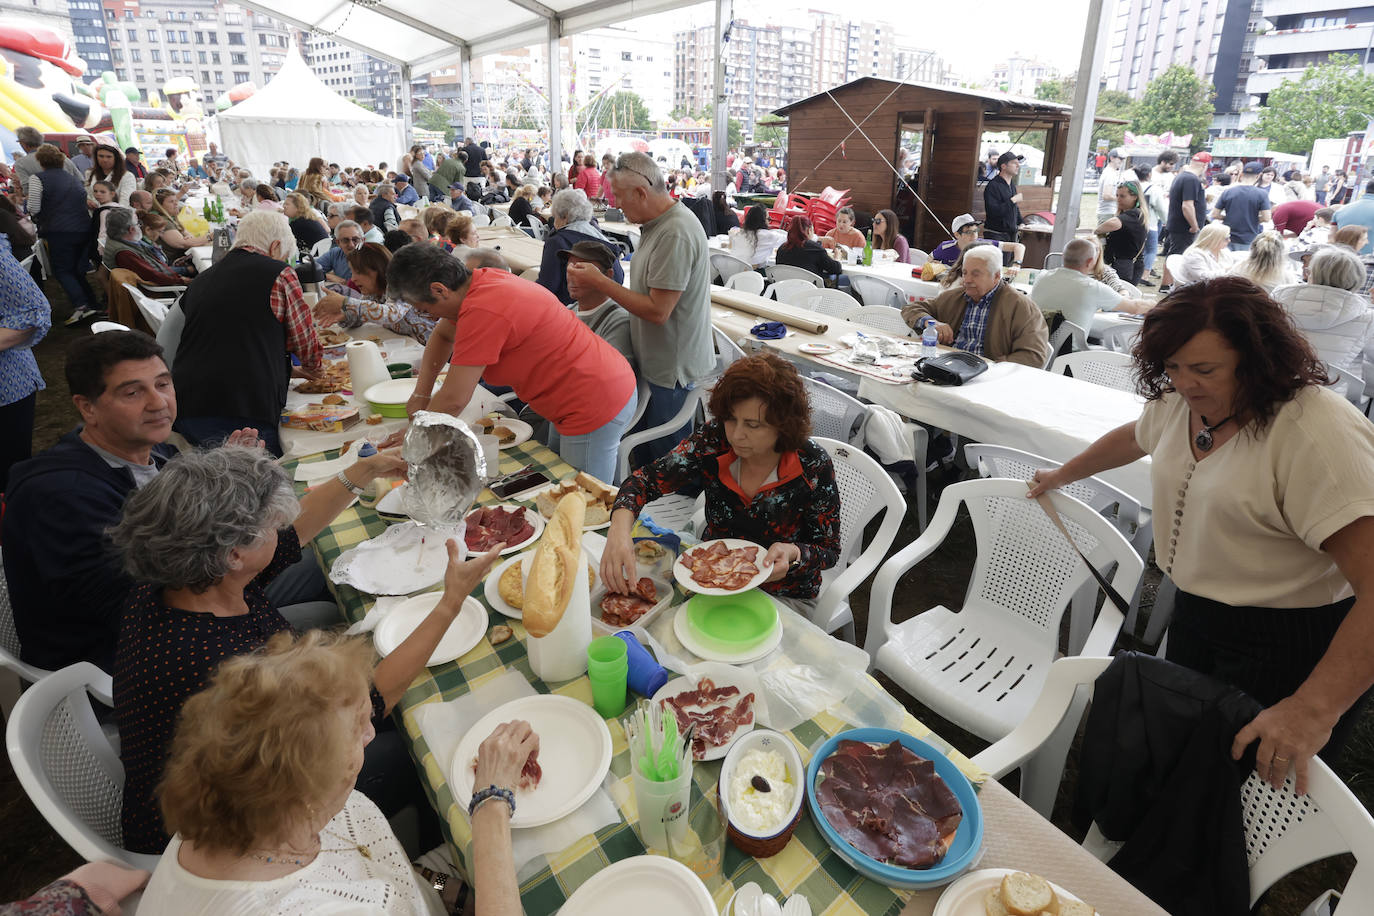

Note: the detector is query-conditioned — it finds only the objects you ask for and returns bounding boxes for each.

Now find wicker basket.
[719,729,806,858]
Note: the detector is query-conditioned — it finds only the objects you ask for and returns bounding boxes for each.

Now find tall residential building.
[69,0,114,79]
[673,21,782,131]
[989,56,1060,97]
[1102,0,1260,135]
[1246,1,1374,128]
[778,26,812,106]
[570,27,674,122]
[301,33,402,118]
[101,0,292,108]
[808,11,897,89]
[894,46,954,85]
[845,19,895,82]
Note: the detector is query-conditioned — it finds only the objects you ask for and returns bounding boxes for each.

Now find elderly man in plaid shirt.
[900,245,1049,368]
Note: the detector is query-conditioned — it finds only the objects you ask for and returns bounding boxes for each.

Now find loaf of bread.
[522,493,586,638]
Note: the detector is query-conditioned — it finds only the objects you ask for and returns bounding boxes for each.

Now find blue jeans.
[1142,227,1159,272]
[547,388,637,483]
[634,381,696,465]
[43,231,97,311]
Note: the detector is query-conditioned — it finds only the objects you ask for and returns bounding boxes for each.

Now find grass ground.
[0,269,1366,914]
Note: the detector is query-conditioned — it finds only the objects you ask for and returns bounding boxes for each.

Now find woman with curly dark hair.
[601,352,842,612]
[1029,277,1374,794]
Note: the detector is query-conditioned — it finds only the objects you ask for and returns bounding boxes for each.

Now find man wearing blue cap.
[392,174,419,205]
[1210,161,1272,251]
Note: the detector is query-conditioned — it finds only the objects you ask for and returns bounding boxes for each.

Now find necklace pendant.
[358,844,372,860]
[1195,428,1214,451]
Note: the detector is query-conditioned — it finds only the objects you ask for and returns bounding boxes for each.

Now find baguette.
[522,494,586,638]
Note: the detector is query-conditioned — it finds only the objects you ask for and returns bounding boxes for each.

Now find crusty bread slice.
[1000,873,1056,916]
[984,888,1011,916]
[1054,900,1094,916]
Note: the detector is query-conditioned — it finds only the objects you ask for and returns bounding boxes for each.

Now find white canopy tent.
[217,45,406,178]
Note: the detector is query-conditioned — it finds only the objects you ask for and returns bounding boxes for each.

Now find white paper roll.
[346,339,391,399]
[527,548,592,682]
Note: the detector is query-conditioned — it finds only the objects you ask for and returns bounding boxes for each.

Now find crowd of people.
[3,123,1374,915]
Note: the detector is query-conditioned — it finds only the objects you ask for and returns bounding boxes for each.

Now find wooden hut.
[771,78,1094,261]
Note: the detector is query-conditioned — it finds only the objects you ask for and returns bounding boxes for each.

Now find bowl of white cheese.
[719,728,805,857]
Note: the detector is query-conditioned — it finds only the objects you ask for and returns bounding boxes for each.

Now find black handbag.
[912,350,988,386]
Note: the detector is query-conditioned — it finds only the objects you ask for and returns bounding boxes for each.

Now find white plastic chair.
[122,283,169,333]
[765,264,825,288]
[525,215,547,240]
[1053,349,1136,393]
[34,239,53,281]
[0,548,52,718]
[865,478,1142,814]
[800,374,867,444]
[710,250,754,285]
[469,212,491,228]
[1164,253,1184,281]
[1324,363,1368,410]
[1043,251,1064,270]
[7,661,162,871]
[850,274,906,308]
[310,237,333,258]
[975,656,1374,906]
[518,267,540,281]
[841,305,913,337]
[18,253,34,274]
[616,384,708,483]
[712,326,747,367]
[1044,319,1088,370]
[91,321,131,333]
[724,270,765,295]
[963,443,1152,648]
[767,278,820,306]
[492,215,514,228]
[802,288,861,318]
[1095,321,1140,353]
[907,248,931,268]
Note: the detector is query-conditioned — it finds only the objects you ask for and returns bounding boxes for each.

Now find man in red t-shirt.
[1271,199,1322,238]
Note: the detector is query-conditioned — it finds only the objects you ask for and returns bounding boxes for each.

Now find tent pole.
[460,46,475,142]
[711,0,728,188]
[547,19,562,172]
[1051,0,1113,254]
[401,63,414,150]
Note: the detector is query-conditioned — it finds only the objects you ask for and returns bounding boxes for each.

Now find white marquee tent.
[216,45,406,178]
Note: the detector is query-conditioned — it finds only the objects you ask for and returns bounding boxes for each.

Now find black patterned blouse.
[614,422,842,599]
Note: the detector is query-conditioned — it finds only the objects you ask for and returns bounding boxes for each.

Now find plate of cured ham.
[806,728,984,890]
[673,538,772,595]
[449,694,613,828]
[464,504,543,556]
[652,672,757,761]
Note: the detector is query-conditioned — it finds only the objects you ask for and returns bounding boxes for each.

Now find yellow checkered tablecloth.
[292,440,982,916]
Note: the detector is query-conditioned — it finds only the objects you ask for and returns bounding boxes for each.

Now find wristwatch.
[336,469,367,496]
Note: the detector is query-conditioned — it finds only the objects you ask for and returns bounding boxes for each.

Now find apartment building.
[301,33,402,118]
[68,0,114,78]
[1246,0,1374,126]
[989,56,1060,97]
[572,27,674,121]
[673,21,781,129]
[894,46,955,85]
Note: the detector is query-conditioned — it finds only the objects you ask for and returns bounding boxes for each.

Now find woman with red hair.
[601,353,842,612]
[775,216,843,285]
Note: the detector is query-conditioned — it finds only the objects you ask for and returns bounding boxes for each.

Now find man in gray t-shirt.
[567,152,713,460]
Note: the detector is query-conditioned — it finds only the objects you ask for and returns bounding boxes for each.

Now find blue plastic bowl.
[805,727,984,890]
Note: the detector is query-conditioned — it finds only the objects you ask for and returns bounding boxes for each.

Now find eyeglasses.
[612,154,659,187]
[337,235,363,245]
[873,217,885,224]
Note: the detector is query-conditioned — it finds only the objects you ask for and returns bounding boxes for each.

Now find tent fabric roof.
[217,45,396,125]
[235,0,697,73]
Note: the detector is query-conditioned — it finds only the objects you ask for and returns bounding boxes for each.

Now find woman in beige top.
[1029,277,1374,795]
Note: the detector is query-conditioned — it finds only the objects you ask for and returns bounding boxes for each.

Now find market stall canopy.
[234,0,699,72]
[216,44,405,177]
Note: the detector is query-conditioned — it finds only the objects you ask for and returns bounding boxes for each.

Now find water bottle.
[862,230,873,267]
[921,318,939,359]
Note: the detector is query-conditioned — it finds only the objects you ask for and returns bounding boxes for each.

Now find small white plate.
[476,416,532,449]
[672,538,771,596]
[651,672,756,761]
[449,694,612,828]
[933,868,1092,916]
[363,377,417,407]
[559,855,716,916]
[481,532,605,619]
[375,482,409,517]
[465,503,543,556]
[371,592,486,667]
[798,342,840,355]
[673,604,782,665]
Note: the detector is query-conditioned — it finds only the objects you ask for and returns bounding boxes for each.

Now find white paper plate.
[376,482,409,517]
[372,592,486,667]
[798,342,840,355]
[476,416,532,449]
[465,503,544,556]
[449,694,612,828]
[363,377,418,407]
[559,855,716,916]
[673,604,782,665]
[329,522,461,595]
[523,483,614,531]
[651,672,756,761]
[933,868,1092,916]
[482,533,604,619]
[672,538,771,596]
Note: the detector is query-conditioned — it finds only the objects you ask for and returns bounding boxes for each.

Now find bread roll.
[522,494,586,638]
[1000,873,1056,916]
[983,888,1011,916]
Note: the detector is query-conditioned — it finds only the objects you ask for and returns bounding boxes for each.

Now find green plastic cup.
[589,636,628,665]
[588,637,629,717]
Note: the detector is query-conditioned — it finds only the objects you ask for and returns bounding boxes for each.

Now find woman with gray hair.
[111,444,505,854]
[536,188,624,303]
[1273,244,1374,399]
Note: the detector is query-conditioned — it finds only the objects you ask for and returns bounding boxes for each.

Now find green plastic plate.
[684,590,778,651]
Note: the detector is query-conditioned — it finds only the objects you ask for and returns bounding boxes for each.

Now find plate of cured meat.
[652,671,757,761]
[449,694,612,828]
[464,504,543,556]
[673,539,772,595]
[806,728,984,890]
[591,573,673,632]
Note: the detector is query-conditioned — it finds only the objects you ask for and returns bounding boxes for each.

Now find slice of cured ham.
[470,743,542,791]
[660,677,755,758]
[464,506,535,552]
[599,578,658,627]
[681,543,761,590]
[815,739,962,869]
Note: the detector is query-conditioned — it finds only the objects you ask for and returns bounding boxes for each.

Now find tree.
[415,99,455,143]
[592,90,652,132]
[1251,53,1374,155]
[755,117,786,148]
[1132,65,1214,147]
[1034,77,1137,149]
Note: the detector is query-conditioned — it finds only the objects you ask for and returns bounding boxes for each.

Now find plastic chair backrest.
[493,215,513,228]
[19,254,34,273]
[765,264,825,287]
[470,212,491,227]
[0,548,51,687]
[1054,349,1136,393]
[6,662,160,870]
[525,215,547,240]
[768,278,820,306]
[962,443,1142,536]
[801,375,867,443]
[803,288,862,317]
[519,267,540,281]
[841,305,913,337]
[850,275,905,307]
[724,271,765,295]
[34,240,53,280]
[1045,319,1088,370]
[709,250,754,284]
[908,249,931,268]
[815,437,901,559]
[712,326,747,366]
[1043,252,1064,270]
[91,321,131,334]
[310,237,333,258]
[123,283,168,332]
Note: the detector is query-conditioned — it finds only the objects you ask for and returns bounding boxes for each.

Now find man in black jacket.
[982,151,1024,243]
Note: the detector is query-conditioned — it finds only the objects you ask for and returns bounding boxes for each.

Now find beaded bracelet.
[468,785,515,818]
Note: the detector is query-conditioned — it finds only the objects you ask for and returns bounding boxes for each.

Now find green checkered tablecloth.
[291,440,982,916]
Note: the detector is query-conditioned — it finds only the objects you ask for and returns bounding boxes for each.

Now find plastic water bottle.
[921,318,939,359]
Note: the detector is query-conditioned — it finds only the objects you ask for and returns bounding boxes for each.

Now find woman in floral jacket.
[603,353,841,611]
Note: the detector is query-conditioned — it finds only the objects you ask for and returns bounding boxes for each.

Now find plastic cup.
[476,434,501,480]
[634,758,693,852]
[587,637,629,717]
[614,631,670,697]
[589,636,628,665]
